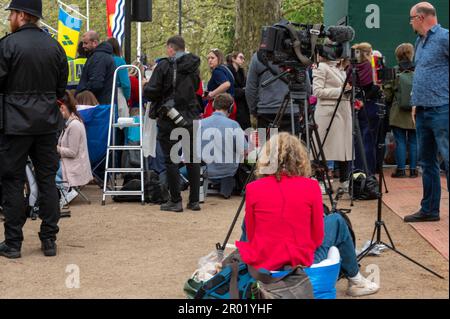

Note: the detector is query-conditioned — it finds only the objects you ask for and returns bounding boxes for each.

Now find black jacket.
[77,42,115,105]
[144,53,201,123]
[226,63,251,129]
[0,24,68,135]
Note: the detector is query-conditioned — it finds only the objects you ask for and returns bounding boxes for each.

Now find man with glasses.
[404,2,449,223]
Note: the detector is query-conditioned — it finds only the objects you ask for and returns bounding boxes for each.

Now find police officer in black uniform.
[144,36,201,213]
[0,0,68,259]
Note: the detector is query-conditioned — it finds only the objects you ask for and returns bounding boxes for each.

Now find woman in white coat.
[313,56,353,190]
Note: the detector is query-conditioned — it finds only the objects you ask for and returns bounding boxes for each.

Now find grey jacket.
[246,53,312,116]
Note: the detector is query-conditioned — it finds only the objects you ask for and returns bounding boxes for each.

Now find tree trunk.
[234,0,282,62]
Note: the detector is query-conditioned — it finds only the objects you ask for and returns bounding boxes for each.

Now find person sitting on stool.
[236,133,379,297]
[199,93,247,199]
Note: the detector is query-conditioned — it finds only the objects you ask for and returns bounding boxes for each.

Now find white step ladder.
[102,65,145,206]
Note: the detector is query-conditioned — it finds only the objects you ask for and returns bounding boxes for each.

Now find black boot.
[160,200,183,213]
[187,202,201,211]
[410,169,419,178]
[41,239,57,257]
[391,169,407,178]
[0,242,21,259]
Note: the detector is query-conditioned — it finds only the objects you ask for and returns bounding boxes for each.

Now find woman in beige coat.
[57,91,93,190]
[313,57,353,190]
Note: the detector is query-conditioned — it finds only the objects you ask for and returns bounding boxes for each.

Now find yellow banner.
[57,7,82,60]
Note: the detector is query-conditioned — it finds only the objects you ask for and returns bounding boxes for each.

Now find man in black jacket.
[76,31,115,105]
[0,0,68,259]
[144,36,201,213]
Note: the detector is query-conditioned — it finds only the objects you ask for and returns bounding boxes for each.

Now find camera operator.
[313,54,353,191]
[144,36,201,213]
[0,0,68,259]
[246,51,309,133]
[347,42,380,175]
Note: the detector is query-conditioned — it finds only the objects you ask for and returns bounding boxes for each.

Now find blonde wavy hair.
[256,132,312,181]
[353,42,373,63]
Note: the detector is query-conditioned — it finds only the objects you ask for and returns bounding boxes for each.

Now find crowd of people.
[0,0,448,299]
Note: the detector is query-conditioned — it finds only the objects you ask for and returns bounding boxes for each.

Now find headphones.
[213,98,234,115]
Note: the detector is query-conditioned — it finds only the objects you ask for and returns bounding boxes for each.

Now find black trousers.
[158,120,200,204]
[0,134,60,250]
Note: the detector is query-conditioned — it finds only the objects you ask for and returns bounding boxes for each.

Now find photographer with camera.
[144,36,201,213]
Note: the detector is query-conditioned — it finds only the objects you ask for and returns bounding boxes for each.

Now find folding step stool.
[102,65,145,205]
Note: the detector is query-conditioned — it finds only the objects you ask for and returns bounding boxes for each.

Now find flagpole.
[57,1,88,20]
[137,22,142,62]
[178,0,182,36]
[86,0,90,31]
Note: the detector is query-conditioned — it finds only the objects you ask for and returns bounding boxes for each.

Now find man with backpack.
[384,43,418,179]
[144,36,201,213]
[404,2,449,223]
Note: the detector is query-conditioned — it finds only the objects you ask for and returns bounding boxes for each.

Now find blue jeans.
[392,127,418,170]
[239,213,359,278]
[416,105,449,216]
[313,214,359,278]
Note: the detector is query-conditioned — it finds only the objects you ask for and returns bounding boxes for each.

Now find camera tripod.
[356,95,444,279]
[216,68,336,256]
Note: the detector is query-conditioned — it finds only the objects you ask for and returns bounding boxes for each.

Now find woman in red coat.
[235,132,379,297]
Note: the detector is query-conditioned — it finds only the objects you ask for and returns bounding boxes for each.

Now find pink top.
[236,175,324,271]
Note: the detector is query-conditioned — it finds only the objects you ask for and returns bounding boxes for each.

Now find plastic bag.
[142,103,157,158]
[117,88,130,118]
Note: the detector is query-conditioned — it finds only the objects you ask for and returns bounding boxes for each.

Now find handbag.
[248,265,314,299]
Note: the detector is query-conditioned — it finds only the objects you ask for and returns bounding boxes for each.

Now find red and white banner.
[106,0,125,46]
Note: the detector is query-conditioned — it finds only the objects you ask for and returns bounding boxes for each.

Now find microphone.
[325,26,355,43]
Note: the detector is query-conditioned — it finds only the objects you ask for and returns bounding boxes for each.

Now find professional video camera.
[260,20,355,67]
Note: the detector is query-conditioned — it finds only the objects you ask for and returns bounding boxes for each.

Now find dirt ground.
[0,184,448,299]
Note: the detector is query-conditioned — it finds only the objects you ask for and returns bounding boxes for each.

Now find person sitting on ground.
[57,90,93,206]
[75,90,99,109]
[199,93,247,199]
[235,133,379,297]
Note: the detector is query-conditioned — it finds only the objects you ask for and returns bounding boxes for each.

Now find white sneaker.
[60,189,78,208]
[65,189,79,204]
[346,273,380,297]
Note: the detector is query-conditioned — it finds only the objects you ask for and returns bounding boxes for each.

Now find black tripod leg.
[382,222,396,250]
[383,174,389,193]
[357,224,378,261]
[381,243,444,279]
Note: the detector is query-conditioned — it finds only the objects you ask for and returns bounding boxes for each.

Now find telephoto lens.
[166,107,188,127]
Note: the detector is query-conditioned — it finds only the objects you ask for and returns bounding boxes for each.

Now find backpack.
[112,171,169,204]
[394,69,414,110]
[350,170,379,201]
[194,261,256,299]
